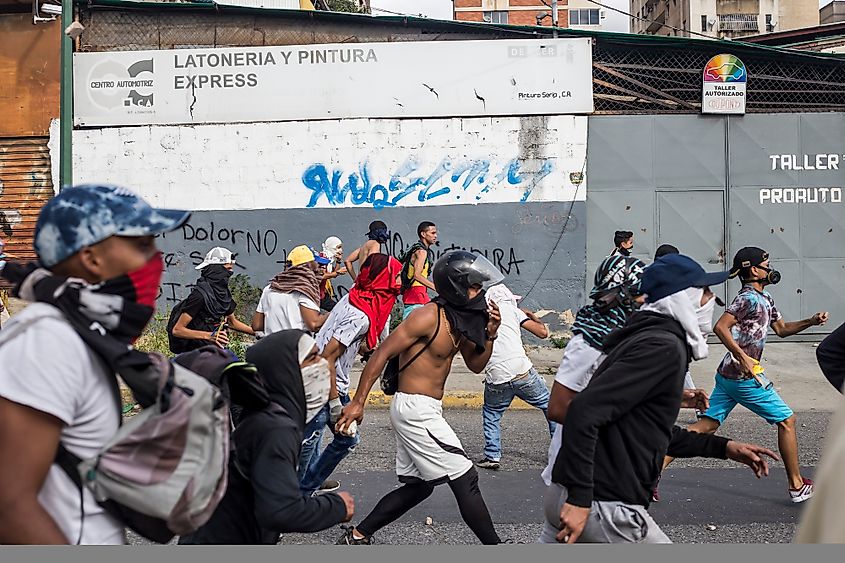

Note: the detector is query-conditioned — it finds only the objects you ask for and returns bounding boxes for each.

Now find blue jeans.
[298,393,360,495]
[482,368,555,462]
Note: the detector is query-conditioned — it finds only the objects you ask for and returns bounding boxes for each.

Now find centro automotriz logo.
[87,58,155,110]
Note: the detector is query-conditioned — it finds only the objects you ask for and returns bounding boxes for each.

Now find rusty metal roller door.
[0,137,54,268]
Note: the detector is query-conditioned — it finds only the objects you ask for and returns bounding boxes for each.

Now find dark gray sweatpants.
[537,483,671,544]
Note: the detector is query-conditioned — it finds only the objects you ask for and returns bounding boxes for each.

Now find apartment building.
[453,0,607,30]
[630,0,818,38]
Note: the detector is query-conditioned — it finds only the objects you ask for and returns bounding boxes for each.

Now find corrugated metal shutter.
[0,136,54,271]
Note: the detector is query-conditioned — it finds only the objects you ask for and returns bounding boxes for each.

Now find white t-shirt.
[0,304,124,544]
[256,286,320,335]
[315,295,369,396]
[484,302,533,385]
[541,334,605,487]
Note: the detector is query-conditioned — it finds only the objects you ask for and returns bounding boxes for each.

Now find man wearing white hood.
[541,254,778,544]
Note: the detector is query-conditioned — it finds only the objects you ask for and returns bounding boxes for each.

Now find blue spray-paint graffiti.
[301,157,555,209]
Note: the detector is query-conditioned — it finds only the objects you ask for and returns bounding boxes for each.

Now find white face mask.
[301,358,331,424]
[695,293,716,336]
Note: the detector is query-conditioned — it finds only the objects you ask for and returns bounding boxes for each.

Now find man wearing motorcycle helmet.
[540,255,649,489]
[334,251,505,545]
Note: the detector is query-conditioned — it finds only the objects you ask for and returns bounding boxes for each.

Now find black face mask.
[749,266,781,286]
[619,246,631,257]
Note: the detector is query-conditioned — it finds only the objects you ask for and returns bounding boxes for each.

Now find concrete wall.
[54,115,588,323]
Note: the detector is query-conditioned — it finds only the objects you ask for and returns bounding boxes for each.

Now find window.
[482,10,508,24]
[701,14,708,31]
[570,8,600,25]
[766,13,774,32]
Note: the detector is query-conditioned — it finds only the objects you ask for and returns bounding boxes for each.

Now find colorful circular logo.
[703,54,747,83]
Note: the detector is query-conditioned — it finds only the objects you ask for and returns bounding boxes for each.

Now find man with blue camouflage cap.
[542,254,778,544]
[0,184,188,544]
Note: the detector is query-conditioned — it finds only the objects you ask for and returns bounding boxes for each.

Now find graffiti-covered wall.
[57,115,588,320]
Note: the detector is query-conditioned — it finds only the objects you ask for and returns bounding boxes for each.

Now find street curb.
[351,390,536,410]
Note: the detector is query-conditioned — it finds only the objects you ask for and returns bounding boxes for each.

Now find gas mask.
[754,266,781,286]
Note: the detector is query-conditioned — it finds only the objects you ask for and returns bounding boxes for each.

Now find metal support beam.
[59,0,73,189]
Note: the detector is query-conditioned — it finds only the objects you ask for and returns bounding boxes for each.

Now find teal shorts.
[402,304,424,320]
[702,373,794,425]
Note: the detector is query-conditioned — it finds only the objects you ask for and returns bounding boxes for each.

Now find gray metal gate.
[587,113,845,337]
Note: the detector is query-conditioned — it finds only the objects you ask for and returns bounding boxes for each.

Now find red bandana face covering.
[127,252,164,309]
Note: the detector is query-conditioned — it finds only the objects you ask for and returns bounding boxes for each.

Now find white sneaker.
[789,478,814,503]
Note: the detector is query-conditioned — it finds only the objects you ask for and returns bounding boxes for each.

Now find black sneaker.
[336,525,372,545]
[476,458,501,471]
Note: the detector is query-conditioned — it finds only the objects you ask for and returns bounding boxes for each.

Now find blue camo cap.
[34,184,191,267]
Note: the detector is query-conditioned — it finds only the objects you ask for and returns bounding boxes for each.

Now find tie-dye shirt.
[718,285,783,380]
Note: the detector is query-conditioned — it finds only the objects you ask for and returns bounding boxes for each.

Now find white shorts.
[390,392,473,484]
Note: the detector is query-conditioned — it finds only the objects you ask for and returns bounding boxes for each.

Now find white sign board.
[73,39,594,127]
[701,54,747,115]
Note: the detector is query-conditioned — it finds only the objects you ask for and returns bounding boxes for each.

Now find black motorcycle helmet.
[432,250,504,306]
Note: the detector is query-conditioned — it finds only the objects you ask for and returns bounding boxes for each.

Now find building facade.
[820,1,845,24]
[453,0,563,28]
[0,2,60,269]
[631,0,819,38]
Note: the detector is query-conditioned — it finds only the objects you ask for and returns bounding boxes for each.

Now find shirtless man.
[345,221,389,280]
[335,251,505,545]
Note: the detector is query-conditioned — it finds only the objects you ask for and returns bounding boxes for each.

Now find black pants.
[818,322,845,393]
[356,466,500,545]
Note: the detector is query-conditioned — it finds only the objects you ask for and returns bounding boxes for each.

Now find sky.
[369,0,633,33]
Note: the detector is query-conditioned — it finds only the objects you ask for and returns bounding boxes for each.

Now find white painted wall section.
[53,115,588,211]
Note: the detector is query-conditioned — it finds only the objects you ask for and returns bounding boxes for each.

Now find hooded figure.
[543,254,733,544]
[178,330,350,545]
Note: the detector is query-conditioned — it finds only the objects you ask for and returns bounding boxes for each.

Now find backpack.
[166,299,191,355]
[399,243,433,293]
[0,306,238,544]
[381,304,441,395]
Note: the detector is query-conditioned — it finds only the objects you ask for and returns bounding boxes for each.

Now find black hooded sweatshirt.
[179,330,347,544]
[552,311,730,509]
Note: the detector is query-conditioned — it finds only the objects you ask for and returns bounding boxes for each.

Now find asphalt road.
[130,407,835,545]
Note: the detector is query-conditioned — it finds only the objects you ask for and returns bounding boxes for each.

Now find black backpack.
[166,299,191,355]
[399,243,433,292]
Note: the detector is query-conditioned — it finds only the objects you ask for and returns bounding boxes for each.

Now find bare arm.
[344,247,361,280]
[171,312,214,341]
[336,305,438,431]
[300,306,328,332]
[227,314,254,336]
[460,302,501,374]
[520,308,549,339]
[713,312,755,379]
[546,381,579,424]
[771,312,827,338]
[251,312,265,333]
[411,250,436,291]
[0,399,70,544]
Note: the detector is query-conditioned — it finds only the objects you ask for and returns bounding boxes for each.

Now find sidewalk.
[350,342,840,412]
